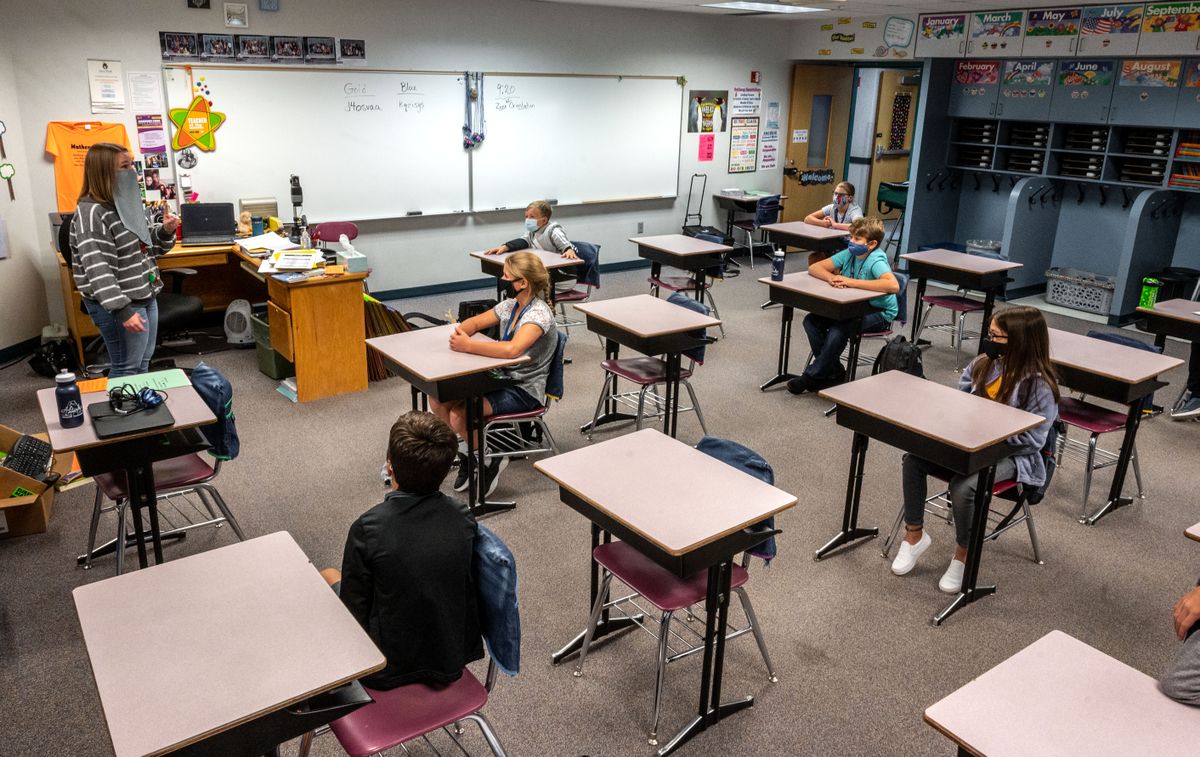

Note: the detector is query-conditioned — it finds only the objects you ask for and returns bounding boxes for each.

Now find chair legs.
[734,587,777,683]
[703,288,726,338]
[574,571,613,677]
[649,610,674,746]
[681,380,709,436]
[460,712,509,757]
[200,484,246,541]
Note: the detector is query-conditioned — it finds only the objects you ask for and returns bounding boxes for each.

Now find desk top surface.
[761,221,849,241]
[901,248,1023,274]
[1187,522,1200,542]
[366,324,527,383]
[1048,328,1183,385]
[469,248,585,271]
[759,271,880,304]
[36,384,214,454]
[924,630,1200,756]
[629,234,732,255]
[73,532,385,757]
[535,428,796,556]
[820,371,1044,452]
[712,191,779,202]
[165,242,238,256]
[573,294,721,338]
[1138,298,1200,326]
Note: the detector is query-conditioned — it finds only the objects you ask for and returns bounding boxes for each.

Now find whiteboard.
[162,66,470,220]
[471,74,683,211]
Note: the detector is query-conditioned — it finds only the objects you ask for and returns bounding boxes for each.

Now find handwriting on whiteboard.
[494,82,534,112]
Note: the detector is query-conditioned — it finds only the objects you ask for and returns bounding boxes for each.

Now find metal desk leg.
[911,277,928,342]
[664,352,681,438]
[466,394,515,518]
[694,272,706,303]
[1083,402,1140,526]
[815,431,878,560]
[934,463,998,625]
[823,318,866,418]
[650,262,662,296]
[978,289,997,354]
[552,524,641,665]
[580,339,637,433]
[761,305,799,391]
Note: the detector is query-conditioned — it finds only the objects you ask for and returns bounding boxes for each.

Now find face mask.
[847,242,869,257]
[981,339,1007,360]
[833,194,848,206]
[501,279,520,298]
[114,169,152,246]
[524,217,540,233]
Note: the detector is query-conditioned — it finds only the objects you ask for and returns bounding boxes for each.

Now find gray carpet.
[1,259,1198,757]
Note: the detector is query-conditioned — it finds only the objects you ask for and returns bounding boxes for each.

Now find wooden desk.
[470,248,584,305]
[925,630,1200,756]
[366,325,528,517]
[74,532,384,757]
[1187,521,1200,542]
[573,295,720,438]
[761,221,848,255]
[901,249,1022,347]
[1138,298,1200,345]
[712,191,784,238]
[1048,328,1183,526]
[632,234,732,302]
[57,242,368,403]
[38,381,215,569]
[535,429,796,755]
[819,371,1044,625]
[758,271,880,391]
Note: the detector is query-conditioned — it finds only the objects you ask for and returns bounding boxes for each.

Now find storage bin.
[249,310,295,380]
[1044,268,1116,315]
[966,239,1005,260]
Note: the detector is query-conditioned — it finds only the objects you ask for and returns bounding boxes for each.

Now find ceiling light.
[703,2,823,12]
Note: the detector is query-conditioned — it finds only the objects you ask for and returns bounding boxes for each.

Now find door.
[782,64,854,223]
[864,69,920,219]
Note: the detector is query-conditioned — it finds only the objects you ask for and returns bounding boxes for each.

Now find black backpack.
[872,335,924,378]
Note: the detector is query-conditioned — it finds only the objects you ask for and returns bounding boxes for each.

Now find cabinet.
[998,60,1055,120]
[968,10,1026,58]
[1077,5,1145,56]
[1176,61,1200,124]
[1022,7,1081,56]
[1109,58,1182,123]
[1051,59,1117,122]
[1136,5,1200,55]
[1169,129,1200,190]
[916,13,970,58]
[949,60,1002,117]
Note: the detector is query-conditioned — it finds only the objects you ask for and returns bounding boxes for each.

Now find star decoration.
[169,95,226,152]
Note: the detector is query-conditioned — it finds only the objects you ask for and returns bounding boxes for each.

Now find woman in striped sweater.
[70,143,179,377]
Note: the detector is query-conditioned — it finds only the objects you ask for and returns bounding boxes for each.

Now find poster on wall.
[727,116,759,174]
[765,101,780,130]
[687,90,727,133]
[1138,3,1200,53]
[760,128,779,170]
[88,60,126,114]
[807,15,916,59]
[1078,5,1144,54]
[1025,7,1082,54]
[970,10,1025,54]
[1119,58,1182,87]
[698,133,714,162]
[136,114,167,154]
[731,87,761,116]
[127,71,164,112]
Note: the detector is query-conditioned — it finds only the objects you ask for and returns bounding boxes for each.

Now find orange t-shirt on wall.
[45,121,131,212]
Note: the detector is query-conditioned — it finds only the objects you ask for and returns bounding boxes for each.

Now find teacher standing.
[70,142,179,377]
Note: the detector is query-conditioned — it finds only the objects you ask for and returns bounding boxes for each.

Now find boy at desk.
[485,199,579,259]
[322,412,482,689]
[787,216,899,395]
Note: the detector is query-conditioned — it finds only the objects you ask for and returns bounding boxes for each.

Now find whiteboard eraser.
[406,211,422,216]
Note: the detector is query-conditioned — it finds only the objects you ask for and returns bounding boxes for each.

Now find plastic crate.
[249,310,294,379]
[1044,268,1116,315]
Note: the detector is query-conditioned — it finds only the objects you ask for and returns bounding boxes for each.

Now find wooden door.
[864,69,920,219]
[782,64,854,223]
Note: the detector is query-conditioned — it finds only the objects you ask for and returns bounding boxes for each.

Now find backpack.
[872,335,924,378]
[29,339,80,379]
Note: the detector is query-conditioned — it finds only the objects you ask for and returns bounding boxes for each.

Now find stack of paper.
[240,232,300,254]
[259,249,323,273]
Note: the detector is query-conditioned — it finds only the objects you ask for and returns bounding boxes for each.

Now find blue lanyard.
[501,300,530,342]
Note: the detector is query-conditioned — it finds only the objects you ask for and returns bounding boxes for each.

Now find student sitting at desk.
[891,306,1059,594]
[431,251,559,496]
[787,216,899,394]
[803,181,862,264]
[484,199,579,259]
[1161,580,1200,705]
[323,411,483,689]
[1171,343,1200,420]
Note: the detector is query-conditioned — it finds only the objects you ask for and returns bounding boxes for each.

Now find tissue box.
[336,249,369,273]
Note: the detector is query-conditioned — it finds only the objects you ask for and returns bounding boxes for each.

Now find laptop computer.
[180,202,237,246]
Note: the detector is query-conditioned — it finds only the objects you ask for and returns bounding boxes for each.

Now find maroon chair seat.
[93,453,216,500]
[593,541,749,613]
[648,275,710,293]
[330,670,488,757]
[1058,396,1127,434]
[554,287,591,303]
[862,328,893,338]
[485,405,548,423]
[600,356,695,385]
[920,294,985,313]
[310,221,360,243]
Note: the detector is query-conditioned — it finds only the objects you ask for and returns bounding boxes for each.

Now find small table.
[37,383,215,569]
[367,325,529,517]
[470,248,584,305]
[74,532,384,757]
[925,630,1200,756]
[712,191,779,238]
[761,221,848,257]
[632,234,732,302]
[573,295,720,438]
[758,272,880,391]
[901,248,1022,348]
[1048,328,1183,526]
[819,371,1044,625]
[535,429,796,756]
[1138,297,1200,351]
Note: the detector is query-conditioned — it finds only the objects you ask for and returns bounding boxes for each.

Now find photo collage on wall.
[160,31,365,64]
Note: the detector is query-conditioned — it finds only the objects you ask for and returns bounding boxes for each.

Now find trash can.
[250,308,294,380]
[1160,267,1200,302]
[966,239,1005,260]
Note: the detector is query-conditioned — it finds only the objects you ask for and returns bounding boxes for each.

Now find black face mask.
[981,338,1006,360]
[501,279,520,299]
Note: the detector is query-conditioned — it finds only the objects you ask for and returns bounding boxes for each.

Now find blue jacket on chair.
[191,362,239,461]
[695,436,778,562]
[666,292,711,364]
[473,525,521,676]
[569,240,601,288]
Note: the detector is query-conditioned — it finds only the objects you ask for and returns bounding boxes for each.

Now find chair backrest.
[695,436,779,562]
[545,330,568,401]
[472,524,520,677]
[567,240,601,289]
[692,232,727,280]
[189,362,240,461]
[1024,419,1063,505]
[753,195,781,228]
[311,221,359,243]
[893,270,909,326]
[666,291,711,363]
[1085,329,1162,408]
[57,212,76,266]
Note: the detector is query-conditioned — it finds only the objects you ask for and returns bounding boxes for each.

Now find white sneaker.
[891,531,931,576]
[939,558,966,594]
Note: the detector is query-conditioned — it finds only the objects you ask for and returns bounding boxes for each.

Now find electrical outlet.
[637,221,644,233]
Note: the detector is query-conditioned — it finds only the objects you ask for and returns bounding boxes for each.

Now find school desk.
[470,248,584,305]
[901,248,1022,347]
[711,191,786,238]
[1187,522,1200,542]
[632,234,732,302]
[760,221,848,257]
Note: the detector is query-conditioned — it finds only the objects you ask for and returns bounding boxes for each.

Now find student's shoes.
[1171,395,1200,420]
[939,558,966,594]
[453,453,470,492]
[482,457,510,498]
[786,374,817,395]
[890,531,931,576]
[814,367,847,389]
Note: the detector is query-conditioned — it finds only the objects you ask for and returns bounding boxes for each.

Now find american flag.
[1083,17,1112,35]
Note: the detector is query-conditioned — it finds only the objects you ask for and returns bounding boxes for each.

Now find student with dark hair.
[891,306,1059,594]
[324,412,483,689]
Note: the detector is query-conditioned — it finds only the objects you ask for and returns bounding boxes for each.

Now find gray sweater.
[958,359,1058,487]
[70,200,174,322]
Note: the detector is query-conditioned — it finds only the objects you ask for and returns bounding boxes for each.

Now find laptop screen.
[181,203,236,235]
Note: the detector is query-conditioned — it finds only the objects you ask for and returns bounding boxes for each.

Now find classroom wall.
[0,0,793,351]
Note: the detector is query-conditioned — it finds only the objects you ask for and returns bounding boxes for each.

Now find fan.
[224,299,254,345]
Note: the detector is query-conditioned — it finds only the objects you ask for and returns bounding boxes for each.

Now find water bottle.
[771,248,786,282]
[300,226,312,250]
[55,371,84,429]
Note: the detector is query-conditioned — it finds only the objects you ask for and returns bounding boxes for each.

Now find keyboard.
[181,234,235,246]
[2,435,53,480]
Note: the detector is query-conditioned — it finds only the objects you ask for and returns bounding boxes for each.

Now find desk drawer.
[267,301,295,363]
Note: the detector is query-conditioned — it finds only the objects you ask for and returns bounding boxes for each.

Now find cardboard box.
[0,425,71,538]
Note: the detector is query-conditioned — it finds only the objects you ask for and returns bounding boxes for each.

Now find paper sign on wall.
[698,133,715,162]
[127,71,165,112]
[760,128,779,170]
[792,129,808,144]
[136,115,167,154]
[731,87,762,116]
[88,60,126,114]
[728,116,759,174]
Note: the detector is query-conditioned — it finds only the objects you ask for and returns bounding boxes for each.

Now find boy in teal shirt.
[788,216,900,394]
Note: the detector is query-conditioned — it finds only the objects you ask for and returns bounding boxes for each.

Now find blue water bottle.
[771,247,786,281]
[55,370,84,429]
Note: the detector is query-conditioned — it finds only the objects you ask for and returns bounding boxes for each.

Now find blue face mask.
[847,242,870,257]
[524,217,540,233]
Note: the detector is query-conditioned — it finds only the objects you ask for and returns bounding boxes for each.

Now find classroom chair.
[855,271,910,372]
[912,290,986,369]
[731,194,781,270]
[482,331,567,465]
[553,241,601,335]
[648,234,725,337]
[584,293,712,440]
[310,221,359,245]
[573,437,779,747]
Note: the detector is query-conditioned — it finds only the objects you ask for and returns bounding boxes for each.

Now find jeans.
[902,453,1017,549]
[84,298,158,377]
[1189,342,1200,394]
[802,311,891,380]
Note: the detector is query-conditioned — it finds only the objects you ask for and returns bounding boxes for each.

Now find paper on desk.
[107,368,191,393]
[240,232,300,254]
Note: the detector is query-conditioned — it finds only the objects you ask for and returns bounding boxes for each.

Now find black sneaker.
[786,374,816,395]
[482,457,510,497]
[815,367,847,389]
[452,453,470,492]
